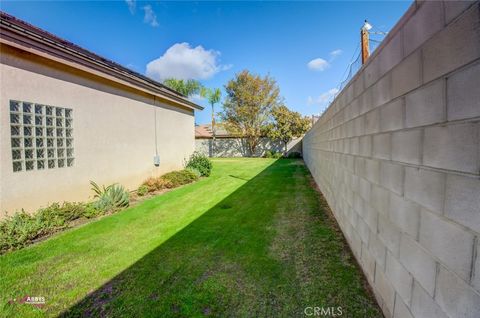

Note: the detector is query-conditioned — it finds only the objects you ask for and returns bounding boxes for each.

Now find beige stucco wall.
[0,44,195,216]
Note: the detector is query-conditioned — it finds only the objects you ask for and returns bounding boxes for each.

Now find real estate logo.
[8,295,46,308]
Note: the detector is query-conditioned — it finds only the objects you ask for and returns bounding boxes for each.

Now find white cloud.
[125,0,136,14]
[307,88,339,109]
[307,58,329,71]
[307,49,343,72]
[146,42,232,82]
[330,49,343,58]
[143,5,159,27]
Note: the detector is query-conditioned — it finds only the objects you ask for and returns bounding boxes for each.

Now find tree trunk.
[247,137,257,157]
[211,103,215,157]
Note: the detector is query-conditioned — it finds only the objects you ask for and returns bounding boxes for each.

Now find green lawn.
[0,158,381,317]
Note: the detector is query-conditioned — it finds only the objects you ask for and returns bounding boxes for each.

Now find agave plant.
[90,181,129,212]
[90,181,111,198]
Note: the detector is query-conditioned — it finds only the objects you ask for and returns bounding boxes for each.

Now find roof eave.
[0,13,204,111]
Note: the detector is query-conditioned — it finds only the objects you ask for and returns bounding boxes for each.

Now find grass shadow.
[58,159,381,317]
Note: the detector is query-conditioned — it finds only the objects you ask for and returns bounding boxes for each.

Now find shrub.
[263,150,274,158]
[141,177,166,193]
[264,150,283,158]
[35,202,84,229]
[0,202,100,253]
[186,167,202,178]
[82,203,102,219]
[185,152,212,177]
[161,170,198,188]
[0,211,42,252]
[90,181,130,212]
[139,169,199,194]
[287,152,302,158]
[137,185,149,196]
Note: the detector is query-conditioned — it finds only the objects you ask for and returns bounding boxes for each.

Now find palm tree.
[204,88,222,156]
[165,80,220,155]
[163,78,202,97]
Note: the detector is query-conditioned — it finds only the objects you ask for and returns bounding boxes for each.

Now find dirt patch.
[171,303,180,313]
[203,307,212,315]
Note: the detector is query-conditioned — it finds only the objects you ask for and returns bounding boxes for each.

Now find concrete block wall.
[303,2,480,317]
[195,137,302,157]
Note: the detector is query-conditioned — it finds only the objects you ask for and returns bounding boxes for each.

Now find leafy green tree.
[267,105,311,154]
[163,78,203,97]
[220,70,282,155]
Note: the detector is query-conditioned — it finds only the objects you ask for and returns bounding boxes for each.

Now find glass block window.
[9,100,74,172]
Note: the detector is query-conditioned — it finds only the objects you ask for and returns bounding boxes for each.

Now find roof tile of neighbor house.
[195,124,233,138]
[0,11,203,111]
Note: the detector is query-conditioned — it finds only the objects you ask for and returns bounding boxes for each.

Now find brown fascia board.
[0,12,204,111]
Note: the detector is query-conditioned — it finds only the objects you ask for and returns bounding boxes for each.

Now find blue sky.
[1,1,411,124]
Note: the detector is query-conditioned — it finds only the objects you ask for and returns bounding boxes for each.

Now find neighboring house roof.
[195,125,213,138]
[311,115,320,124]
[0,11,203,111]
[195,124,234,138]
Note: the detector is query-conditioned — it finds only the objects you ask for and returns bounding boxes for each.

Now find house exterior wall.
[0,44,195,216]
[303,2,480,318]
[195,137,302,157]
